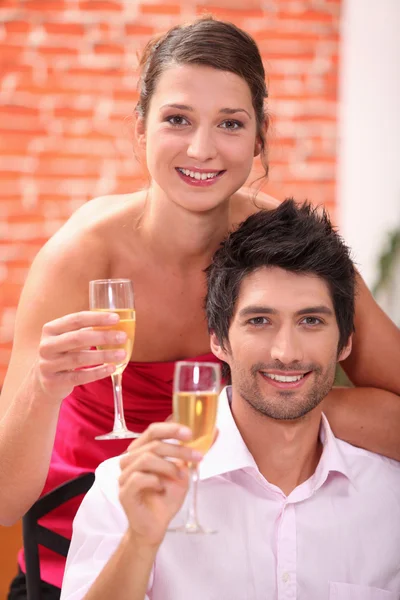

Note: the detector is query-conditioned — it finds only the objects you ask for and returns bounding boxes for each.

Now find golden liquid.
[92,309,135,375]
[173,391,218,454]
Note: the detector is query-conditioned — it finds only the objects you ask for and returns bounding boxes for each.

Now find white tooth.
[266,374,302,382]
[194,172,201,180]
[184,169,190,176]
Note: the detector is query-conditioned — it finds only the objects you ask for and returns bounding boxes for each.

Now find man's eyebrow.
[160,104,252,119]
[237,305,334,318]
[238,306,278,318]
[295,306,334,317]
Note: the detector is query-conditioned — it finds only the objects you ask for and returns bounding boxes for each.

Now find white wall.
[338,0,400,289]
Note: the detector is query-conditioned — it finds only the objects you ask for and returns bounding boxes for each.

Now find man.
[61,200,400,600]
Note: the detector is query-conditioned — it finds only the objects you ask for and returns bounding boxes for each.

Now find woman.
[1,16,399,599]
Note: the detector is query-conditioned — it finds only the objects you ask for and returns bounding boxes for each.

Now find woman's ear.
[338,335,353,363]
[135,115,146,149]
[254,114,269,157]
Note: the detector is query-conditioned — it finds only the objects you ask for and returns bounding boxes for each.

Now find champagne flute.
[89,279,140,440]
[170,361,221,534]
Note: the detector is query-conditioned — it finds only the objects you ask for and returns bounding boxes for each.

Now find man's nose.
[270,327,304,365]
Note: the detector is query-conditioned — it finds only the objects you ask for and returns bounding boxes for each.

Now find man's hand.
[118,422,203,548]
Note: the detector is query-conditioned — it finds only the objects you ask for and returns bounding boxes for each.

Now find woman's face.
[138,64,260,213]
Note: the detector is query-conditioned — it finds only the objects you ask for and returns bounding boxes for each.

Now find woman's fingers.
[39,328,127,356]
[42,311,120,336]
[39,348,126,373]
[38,363,116,394]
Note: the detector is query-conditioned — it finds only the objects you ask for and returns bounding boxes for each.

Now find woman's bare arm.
[0,200,116,525]
[341,274,400,395]
[323,386,400,460]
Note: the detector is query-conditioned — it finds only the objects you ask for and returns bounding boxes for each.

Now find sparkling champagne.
[92,308,135,375]
[173,391,218,454]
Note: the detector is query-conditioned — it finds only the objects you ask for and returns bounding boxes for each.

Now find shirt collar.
[199,386,354,490]
[199,386,257,480]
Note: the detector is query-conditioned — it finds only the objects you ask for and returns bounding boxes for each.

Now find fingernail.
[115,332,127,342]
[114,350,126,359]
[178,426,192,439]
[191,450,203,461]
[107,313,119,322]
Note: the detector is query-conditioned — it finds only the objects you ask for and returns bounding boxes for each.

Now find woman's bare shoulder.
[24,191,146,299]
[41,191,145,258]
[230,187,281,228]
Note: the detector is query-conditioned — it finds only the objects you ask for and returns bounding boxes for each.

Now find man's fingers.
[119,472,165,497]
[120,439,202,472]
[126,422,193,453]
[119,453,185,488]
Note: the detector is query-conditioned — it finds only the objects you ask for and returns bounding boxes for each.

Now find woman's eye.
[219,120,243,131]
[166,115,189,126]
[301,317,322,326]
[248,317,269,326]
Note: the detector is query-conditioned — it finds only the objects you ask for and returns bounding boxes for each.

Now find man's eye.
[166,115,189,126]
[301,317,323,326]
[219,120,243,131]
[248,317,269,326]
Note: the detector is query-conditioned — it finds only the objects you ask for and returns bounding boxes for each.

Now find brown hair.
[136,16,269,178]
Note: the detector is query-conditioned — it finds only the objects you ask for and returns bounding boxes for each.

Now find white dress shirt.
[61,387,400,600]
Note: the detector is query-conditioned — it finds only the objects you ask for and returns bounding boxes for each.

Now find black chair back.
[22,472,95,600]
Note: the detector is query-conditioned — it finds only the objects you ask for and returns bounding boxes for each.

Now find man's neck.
[230,392,323,496]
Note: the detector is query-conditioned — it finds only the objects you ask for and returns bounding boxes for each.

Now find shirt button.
[282,572,290,583]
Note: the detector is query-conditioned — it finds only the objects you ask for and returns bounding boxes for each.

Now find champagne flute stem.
[111,371,128,431]
[185,464,200,531]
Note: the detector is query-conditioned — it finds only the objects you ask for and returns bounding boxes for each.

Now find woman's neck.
[138,183,231,268]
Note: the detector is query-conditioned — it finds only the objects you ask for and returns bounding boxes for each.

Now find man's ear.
[135,115,146,149]
[210,332,230,364]
[337,334,353,363]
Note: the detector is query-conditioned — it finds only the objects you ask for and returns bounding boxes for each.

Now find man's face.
[211,267,352,421]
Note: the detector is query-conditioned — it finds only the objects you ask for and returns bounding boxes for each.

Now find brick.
[43,23,86,36]
[140,4,181,15]
[94,43,125,55]
[196,5,265,18]
[79,0,123,10]
[4,21,32,34]
[37,45,79,57]
[24,0,68,11]
[278,10,337,23]
[125,24,155,36]
[53,106,94,119]
[197,0,263,8]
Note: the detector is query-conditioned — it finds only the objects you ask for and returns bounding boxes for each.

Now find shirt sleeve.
[60,458,153,600]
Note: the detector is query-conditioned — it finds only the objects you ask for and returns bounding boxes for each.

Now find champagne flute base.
[95,430,141,440]
[167,524,217,535]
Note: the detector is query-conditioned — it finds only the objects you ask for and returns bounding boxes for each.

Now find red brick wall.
[0,0,341,384]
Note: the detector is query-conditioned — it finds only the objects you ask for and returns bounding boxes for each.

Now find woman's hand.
[118,422,203,549]
[35,310,127,402]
